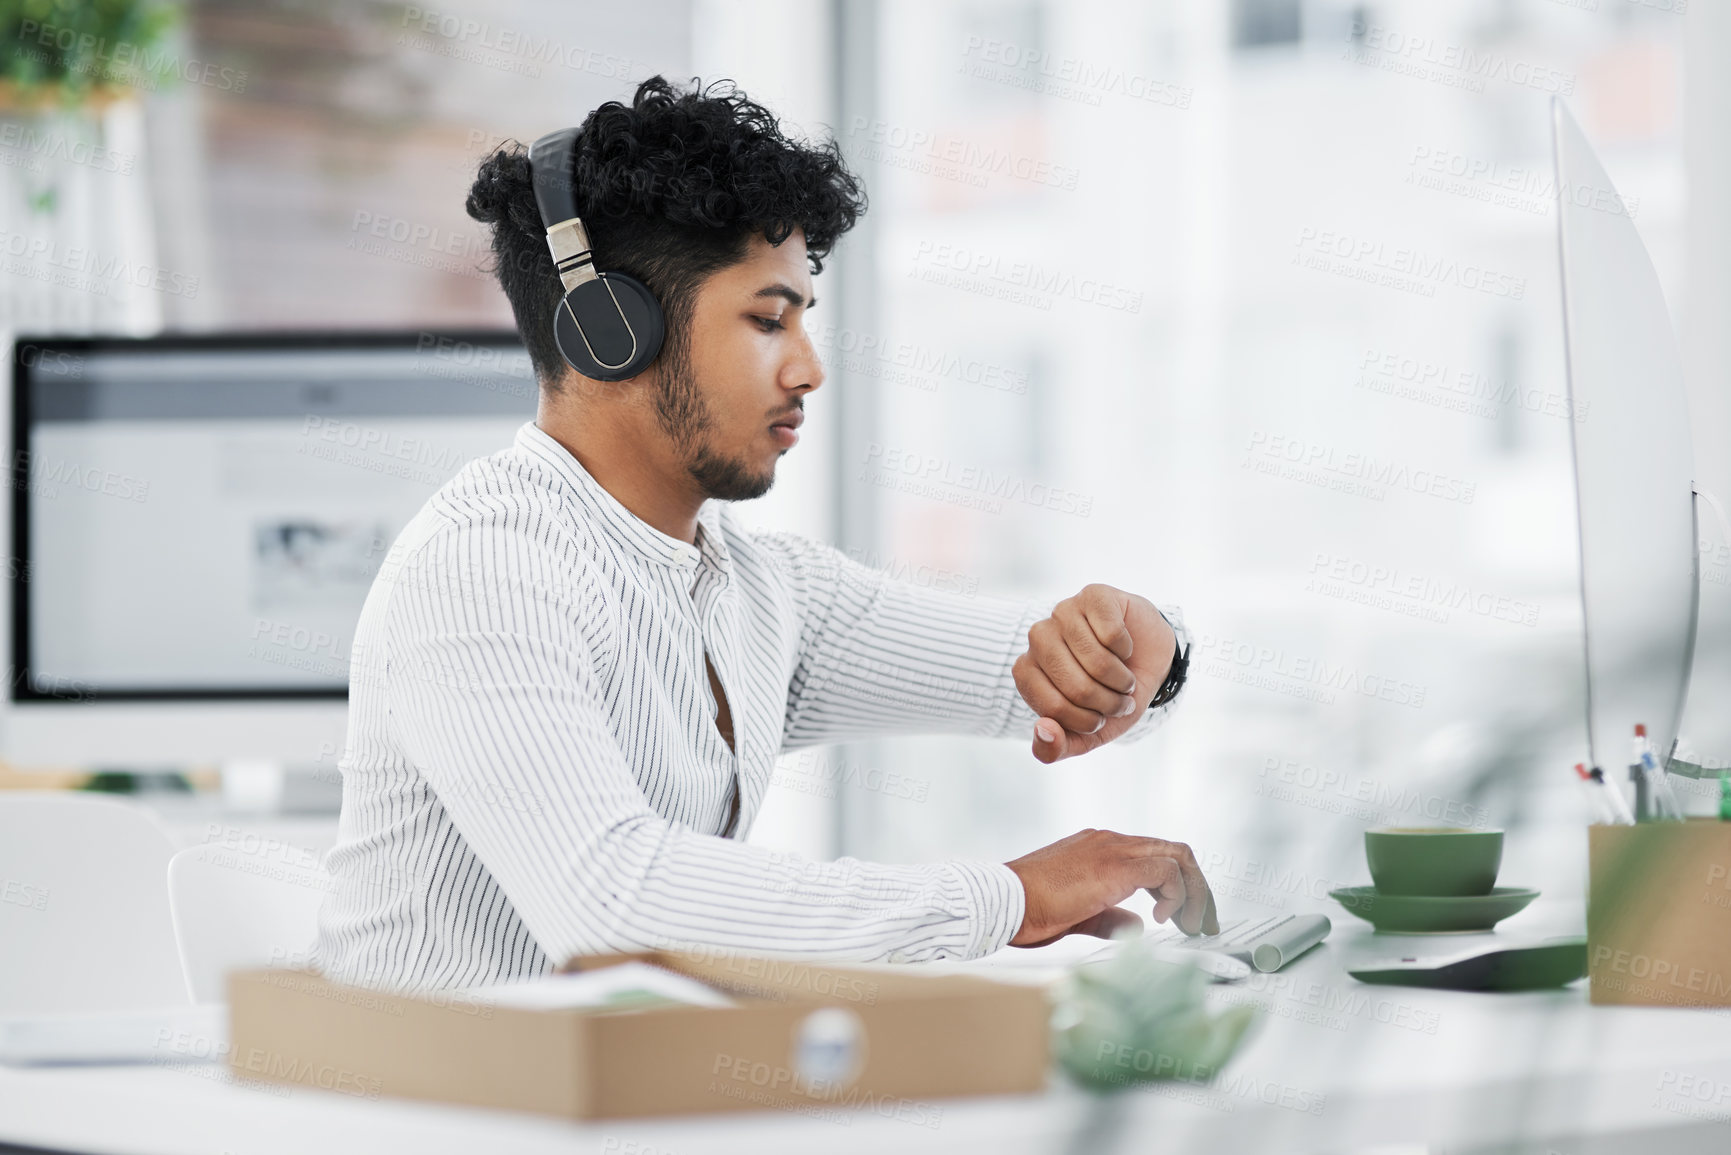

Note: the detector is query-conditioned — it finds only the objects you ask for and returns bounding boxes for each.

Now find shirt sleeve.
[749,528,1191,749]
[381,518,1023,966]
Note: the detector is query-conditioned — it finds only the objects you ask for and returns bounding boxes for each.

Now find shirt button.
[671,545,698,566]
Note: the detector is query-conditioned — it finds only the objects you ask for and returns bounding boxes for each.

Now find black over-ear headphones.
[528,128,665,381]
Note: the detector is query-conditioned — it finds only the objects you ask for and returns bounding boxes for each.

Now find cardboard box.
[1588,819,1731,1007]
[226,950,1050,1121]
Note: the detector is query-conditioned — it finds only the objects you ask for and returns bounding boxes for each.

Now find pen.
[1574,763,1618,825]
[1577,762,1634,825]
[1634,724,1683,821]
[1602,766,1636,823]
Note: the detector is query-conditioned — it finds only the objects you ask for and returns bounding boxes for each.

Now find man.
[314,77,1213,991]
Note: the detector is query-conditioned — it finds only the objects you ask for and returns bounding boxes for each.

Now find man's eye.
[753,315,786,332]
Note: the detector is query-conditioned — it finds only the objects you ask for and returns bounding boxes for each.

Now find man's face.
[650,229,823,502]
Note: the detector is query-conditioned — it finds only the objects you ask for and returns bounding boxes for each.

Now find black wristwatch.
[1148,633,1189,710]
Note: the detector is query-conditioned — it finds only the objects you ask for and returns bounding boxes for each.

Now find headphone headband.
[528,128,580,226]
[529,128,597,295]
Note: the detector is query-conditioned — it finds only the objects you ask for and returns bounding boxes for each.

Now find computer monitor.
[4,330,536,770]
[1552,99,1699,774]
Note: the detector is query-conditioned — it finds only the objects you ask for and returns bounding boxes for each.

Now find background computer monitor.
[4,330,536,771]
[1553,99,1700,774]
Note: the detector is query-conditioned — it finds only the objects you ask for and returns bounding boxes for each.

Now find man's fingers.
[1134,849,1215,935]
[1030,617,1130,713]
[1149,840,1216,936]
[1182,857,1217,935]
[1033,717,1105,764]
[1119,597,1179,691]
[1076,585,1136,663]
[1140,856,1187,925]
[1005,829,1218,949]
[1032,717,1068,763]
[1041,630,1136,718]
[1015,653,1108,735]
[1056,601,1137,696]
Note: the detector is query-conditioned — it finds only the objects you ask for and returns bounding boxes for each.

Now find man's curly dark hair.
[466,75,867,390]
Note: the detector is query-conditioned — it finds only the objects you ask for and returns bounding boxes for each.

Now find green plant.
[1050,937,1259,1093]
[1,0,182,105]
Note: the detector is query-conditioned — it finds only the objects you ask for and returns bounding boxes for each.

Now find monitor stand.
[220,759,343,815]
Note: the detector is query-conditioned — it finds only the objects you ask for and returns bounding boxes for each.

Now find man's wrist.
[998,598,1061,737]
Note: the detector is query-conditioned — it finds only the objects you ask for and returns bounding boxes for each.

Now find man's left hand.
[1012,584,1177,764]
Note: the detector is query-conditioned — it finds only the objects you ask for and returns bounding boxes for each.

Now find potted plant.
[0,0,181,111]
[0,1,183,334]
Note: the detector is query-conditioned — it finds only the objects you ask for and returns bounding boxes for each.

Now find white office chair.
[0,791,190,1015]
[166,839,329,1003]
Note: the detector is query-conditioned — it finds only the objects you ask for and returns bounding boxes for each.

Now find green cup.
[1364,827,1503,896]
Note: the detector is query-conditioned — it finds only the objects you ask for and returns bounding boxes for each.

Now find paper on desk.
[468,962,735,1013]
[0,1003,227,1066]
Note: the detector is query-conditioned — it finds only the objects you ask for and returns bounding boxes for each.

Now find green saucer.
[1328,886,1539,933]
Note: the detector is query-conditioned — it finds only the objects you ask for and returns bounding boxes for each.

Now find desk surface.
[5,901,1731,1155]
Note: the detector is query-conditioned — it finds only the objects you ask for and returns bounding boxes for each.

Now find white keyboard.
[1144,913,1332,974]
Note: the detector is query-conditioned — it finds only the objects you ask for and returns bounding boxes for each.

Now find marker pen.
[1574,763,1619,825]
[1629,763,1650,823]
[1600,766,1636,824]
[1634,724,1683,820]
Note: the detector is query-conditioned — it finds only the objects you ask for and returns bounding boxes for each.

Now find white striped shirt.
[313,420,1184,990]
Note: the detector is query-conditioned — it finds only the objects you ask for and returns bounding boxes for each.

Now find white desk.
[4,902,1730,1155]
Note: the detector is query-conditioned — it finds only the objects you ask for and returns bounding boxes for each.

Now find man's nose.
[788,331,824,392]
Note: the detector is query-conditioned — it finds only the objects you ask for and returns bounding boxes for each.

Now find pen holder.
[1587,819,1731,1006]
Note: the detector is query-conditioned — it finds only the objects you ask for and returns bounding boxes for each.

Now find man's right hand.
[1003,828,1219,947]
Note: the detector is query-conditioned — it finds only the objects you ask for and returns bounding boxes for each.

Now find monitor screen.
[1552,101,1699,771]
[11,332,537,700]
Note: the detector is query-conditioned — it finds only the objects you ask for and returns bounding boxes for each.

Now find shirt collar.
[695,502,732,572]
[517,421,727,575]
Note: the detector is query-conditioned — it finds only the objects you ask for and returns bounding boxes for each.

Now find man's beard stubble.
[652,337,778,503]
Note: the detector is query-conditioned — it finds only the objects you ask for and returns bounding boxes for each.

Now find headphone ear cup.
[552,272,665,382]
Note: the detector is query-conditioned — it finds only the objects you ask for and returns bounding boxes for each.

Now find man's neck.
[535,408,704,546]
